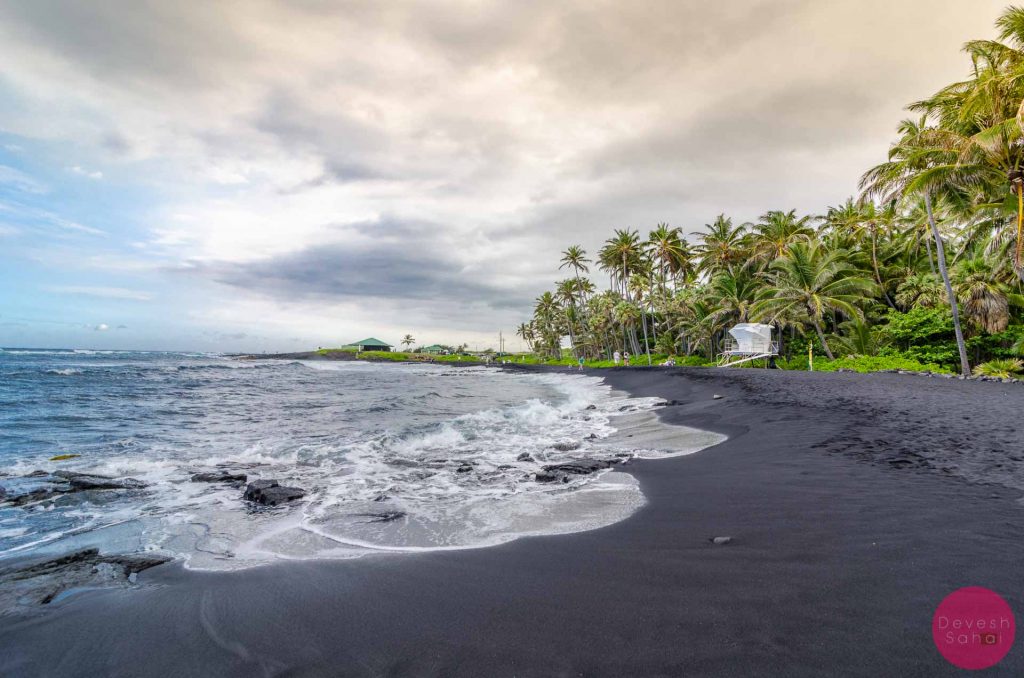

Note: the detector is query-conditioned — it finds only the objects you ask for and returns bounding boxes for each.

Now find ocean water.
[0,349,723,570]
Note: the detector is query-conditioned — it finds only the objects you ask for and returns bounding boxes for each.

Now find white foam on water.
[0,361,725,571]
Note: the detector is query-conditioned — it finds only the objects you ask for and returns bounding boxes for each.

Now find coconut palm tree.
[559,245,592,354]
[694,215,747,277]
[515,323,535,353]
[747,209,815,272]
[860,116,973,376]
[401,334,415,351]
[822,199,899,308]
[646,223,691,292]
[895,272,946,310]
[830,318,891,357]
[705,269,760,324]
[751,242,876,359]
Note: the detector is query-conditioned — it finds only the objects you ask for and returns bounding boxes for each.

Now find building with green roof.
[341,338,394,352]
[421,344,448,355]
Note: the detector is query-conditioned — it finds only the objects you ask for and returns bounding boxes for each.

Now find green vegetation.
[813,356,951,374]
[518,7,1024,376]
[315,349,486,364]
[972,358,1024,378]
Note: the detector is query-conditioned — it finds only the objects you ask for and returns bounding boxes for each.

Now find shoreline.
[3,367,1023,676]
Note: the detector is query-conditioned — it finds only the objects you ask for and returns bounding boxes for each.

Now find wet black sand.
[2,367,1023,676]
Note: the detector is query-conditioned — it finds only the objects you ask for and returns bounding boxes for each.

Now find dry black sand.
[2,367,1023,677]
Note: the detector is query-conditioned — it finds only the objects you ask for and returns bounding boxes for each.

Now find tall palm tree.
[515,323,535,353]
[822,199,899,308]
[556,278,582,358]
[860,116,973,375]
[646,223,691,291]
[705,269,760,324]
[694,214,747,277]
[559,245,592,355]
[747,209,815,271]
[533,292,562,359]
[751,242,876,359]
[599,229,645,354]
[908,17,1024,279]
[599,229,643,295]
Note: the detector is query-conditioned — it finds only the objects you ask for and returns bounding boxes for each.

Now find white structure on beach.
[719,323,779,367]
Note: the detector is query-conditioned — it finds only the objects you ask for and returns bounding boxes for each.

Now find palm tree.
[747,209,815,271]
[822,199,899,308]
[515,323,535,352]
[694,214,747,277]
[556,279,582,358]
[560,245,591,280]
[559,245,592,355]
[401,334,415,351]
[895,272,946,310]
[751,242,876,359]
[830,318,891,357]
[705,269,760,324]
[533,292,562,359]
[952,257,1020,334]
[860,116,973,376]
[646,223,691,291]
[599,229,643,295]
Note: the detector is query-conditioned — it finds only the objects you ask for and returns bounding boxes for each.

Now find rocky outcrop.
[2,471,147,507]
[534,470,570,483]
[551,441,581,452]
[243,479,306,505]
[53,471,146,490]
[542,458,621,476]
[0,548,172,609]
[516,452,534,462]
[191,471,247,483]
[360,511,406,523]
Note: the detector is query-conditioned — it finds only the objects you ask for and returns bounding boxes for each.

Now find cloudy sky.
[0,0,1009,351]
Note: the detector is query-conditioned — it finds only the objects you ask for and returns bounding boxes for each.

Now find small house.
[422,344,447,355]
[342,337,394,352]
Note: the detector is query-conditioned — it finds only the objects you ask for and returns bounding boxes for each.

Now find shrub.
[972,358,1023,378]
[813,355,951,374]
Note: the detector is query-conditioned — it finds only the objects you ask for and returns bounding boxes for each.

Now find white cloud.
[94,323,110,331]
[66,165,103,180]
[47,285,152,301]
[0,1,1011,348]
[0,164,47,194]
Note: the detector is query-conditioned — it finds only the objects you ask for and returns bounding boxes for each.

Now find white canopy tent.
[725,323,774,354]
[719,322,779,367]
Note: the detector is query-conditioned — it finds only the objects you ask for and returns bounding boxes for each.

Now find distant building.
[342,337,394,352]
[421,344,447,355]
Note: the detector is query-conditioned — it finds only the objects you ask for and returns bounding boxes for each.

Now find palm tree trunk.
[924,193,971,377]
[1015,183,1024,284]
[640,308,651,365]
[565,309,577,359]
[924,230,936,275]
[872,234,897,309]
[812,319,835,360]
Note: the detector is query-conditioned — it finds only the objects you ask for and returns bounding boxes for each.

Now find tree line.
[518,6,1024,377]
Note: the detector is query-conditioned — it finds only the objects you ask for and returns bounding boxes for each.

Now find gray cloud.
[0,0,1011,347]
[183,217,536,316]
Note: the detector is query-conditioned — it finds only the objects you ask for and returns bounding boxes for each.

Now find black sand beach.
[2,367,1023,677]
